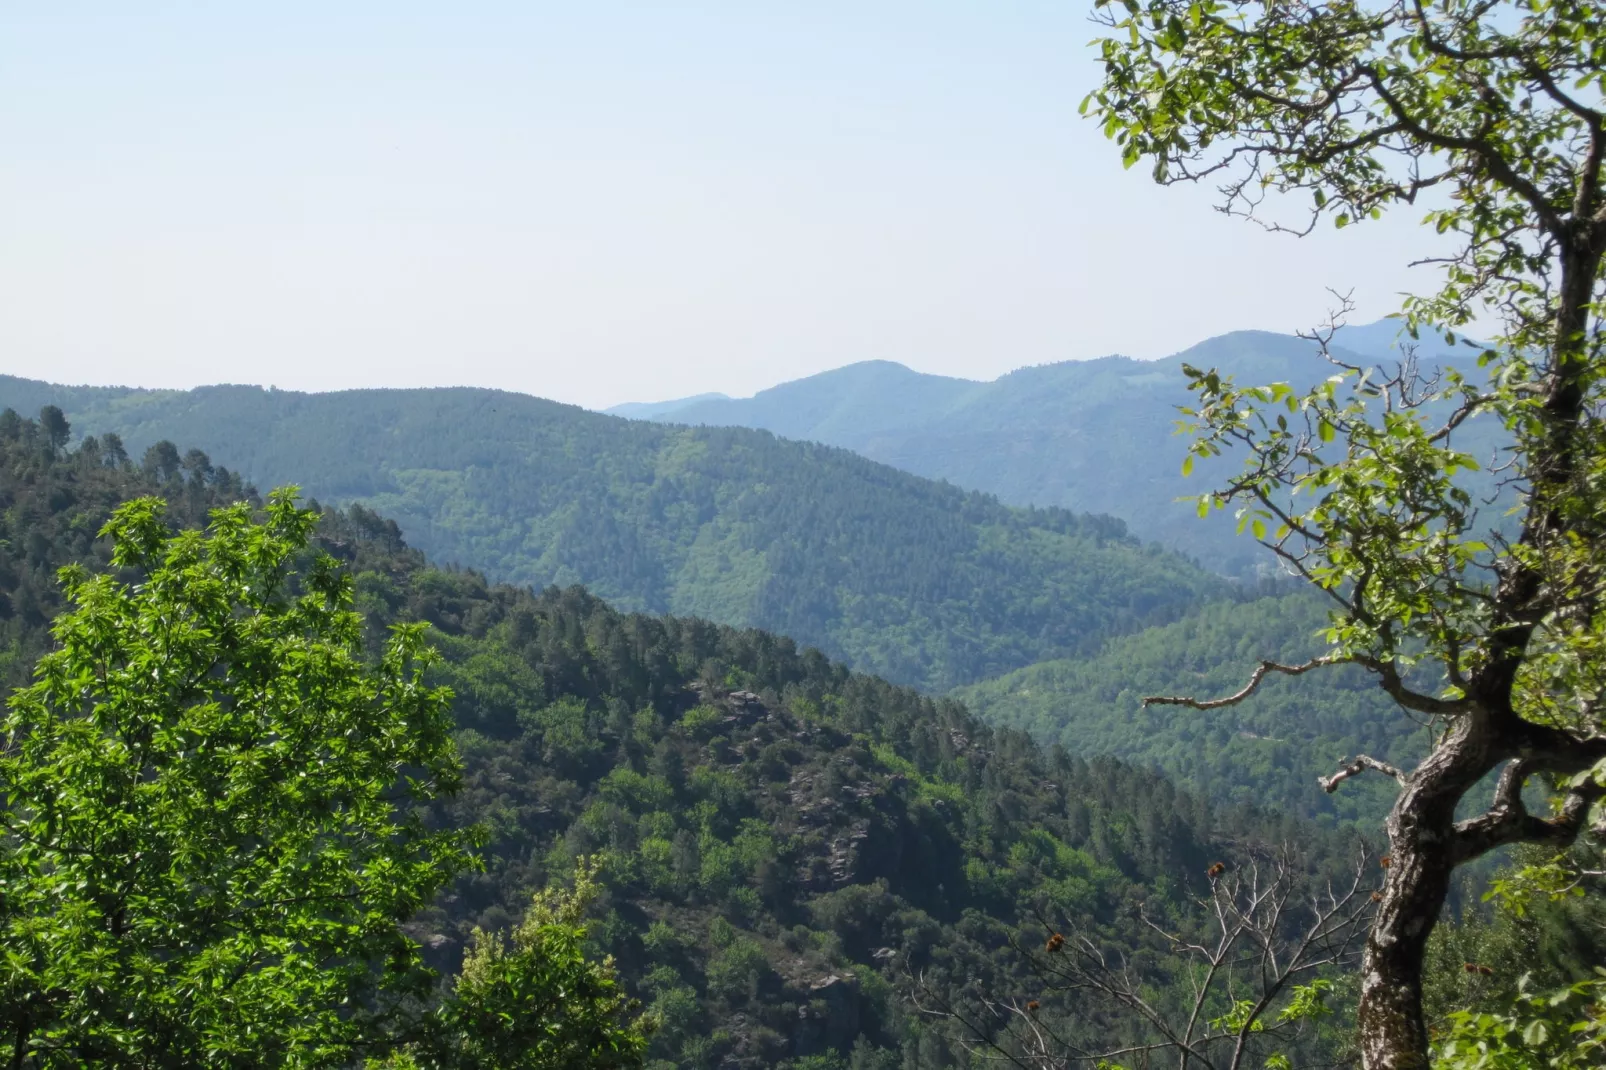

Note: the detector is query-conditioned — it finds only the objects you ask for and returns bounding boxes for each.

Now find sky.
[0,3,1456,411]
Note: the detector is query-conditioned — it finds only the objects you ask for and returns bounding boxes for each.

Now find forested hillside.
[0,379,1225,691]
[0,410,254,688]
[0,409,1371,1068]
[956,594,1427,827]
[617,326,1497,578]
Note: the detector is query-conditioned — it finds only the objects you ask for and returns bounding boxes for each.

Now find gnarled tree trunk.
[1355,234,1606,1068]
[1356,721,1496,1069]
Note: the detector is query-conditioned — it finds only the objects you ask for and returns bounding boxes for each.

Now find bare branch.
[916,844,1374,1070]
[1319,755,1409,794]
[1143,655,1351,710]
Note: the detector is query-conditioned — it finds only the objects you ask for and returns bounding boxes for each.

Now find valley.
[8,3,1603,1065]
[0,415,1363,1068]
[0,323,1478,827]
[0,319,1593,1069]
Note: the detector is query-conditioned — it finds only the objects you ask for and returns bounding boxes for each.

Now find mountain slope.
[0,414,1362,1069]
[0,384,1226,691]
[955,592,1427,826]
[616,325,1495,577]
[0,416,259,689]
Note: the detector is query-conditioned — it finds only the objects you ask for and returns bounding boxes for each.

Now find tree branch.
[1319,755,1409,794]
[1514,724,1606,777]
[1143,655,1351,710]
[1357,655,1475,717]
[1452,757,1606,862]
[1358,63,1567,237]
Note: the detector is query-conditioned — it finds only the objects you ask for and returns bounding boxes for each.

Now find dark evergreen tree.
[141,439,182,482]
[37,406,69,453]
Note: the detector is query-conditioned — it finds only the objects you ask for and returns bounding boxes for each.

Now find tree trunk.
[1356,718,1502,1069]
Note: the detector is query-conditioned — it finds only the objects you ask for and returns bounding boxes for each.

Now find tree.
[0,491,477,1067]
[182,447,214,482]
[36,407,69,454]
[141,439,182,482]
[1083,0,1606,1066]
[387,857,654,1070]
[99,431,128,468]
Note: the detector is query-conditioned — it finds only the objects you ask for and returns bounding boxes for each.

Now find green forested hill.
[955,593,1428,826]
[0,412,256,688]
[0,380,1225,691]
[0,412,1364,1069]
[616,325,1497,578]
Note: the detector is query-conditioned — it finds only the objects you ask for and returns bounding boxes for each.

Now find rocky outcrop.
[793,973,862,1057]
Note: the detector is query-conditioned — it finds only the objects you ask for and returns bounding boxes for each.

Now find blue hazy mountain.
[605,392,732,420]
[611,322,1491,576]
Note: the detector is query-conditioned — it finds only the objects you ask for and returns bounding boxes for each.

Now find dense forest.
[0,368,1473,815]
[0,409,1362,1067]
[0,409,254,688]
[0,376,1225,692]
[957,594,1425,827]
[3,409,1600,1067]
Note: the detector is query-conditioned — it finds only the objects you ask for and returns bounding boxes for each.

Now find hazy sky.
[1,3,1454,410]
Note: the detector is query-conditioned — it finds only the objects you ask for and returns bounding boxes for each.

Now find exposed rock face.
[793,972,862,1057]
[712,961,865,1066]
[826,825,870,887]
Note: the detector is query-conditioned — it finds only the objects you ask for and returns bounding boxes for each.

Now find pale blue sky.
[1,3,1451,410]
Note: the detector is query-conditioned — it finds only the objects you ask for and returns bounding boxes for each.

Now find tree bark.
[1355,718,1501,1070]
[1356,226,1604,1069]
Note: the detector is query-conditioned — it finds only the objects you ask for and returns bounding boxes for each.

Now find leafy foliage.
[309,503,1373,1068]
[1082,0,1603,287]
[1432,976,1606,1070]
[11,409,1599,1067]
[0,415,1375,1067]
[0,491,476,1067]
[0,409,252,690]
[1425,844,1606,1038]
[394,858,653,1070]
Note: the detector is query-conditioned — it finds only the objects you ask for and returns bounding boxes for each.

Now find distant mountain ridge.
[610,321,1492,576]
[0,376,1226,692]
[606,392,732,420]
[1,325,1474,826]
